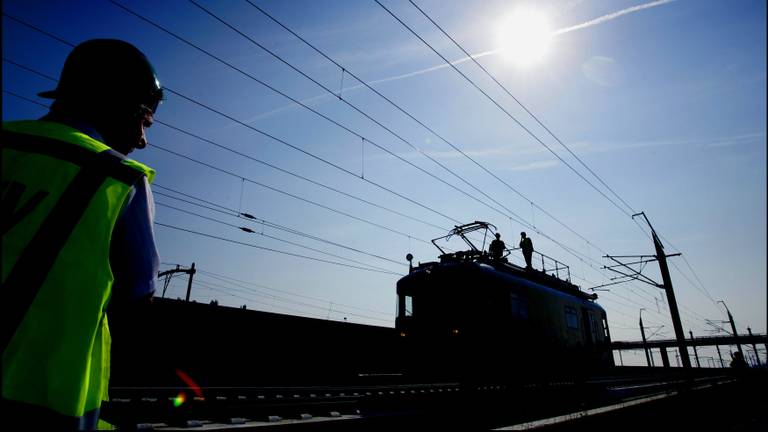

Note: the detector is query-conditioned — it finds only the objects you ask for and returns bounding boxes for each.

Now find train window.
[589,312,600,341]
[602,315,610,339]
[510,293,529,320]
[404,295,413,317]
[565,306,578,329]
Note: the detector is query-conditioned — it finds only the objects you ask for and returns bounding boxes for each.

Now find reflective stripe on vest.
[1,120,154,418]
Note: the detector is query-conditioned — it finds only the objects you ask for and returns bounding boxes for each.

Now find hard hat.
[39,39,163,114]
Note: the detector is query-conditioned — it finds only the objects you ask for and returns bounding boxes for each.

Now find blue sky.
[3,0,765,366]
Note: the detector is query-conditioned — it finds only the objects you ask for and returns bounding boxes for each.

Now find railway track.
[101,367,760,430]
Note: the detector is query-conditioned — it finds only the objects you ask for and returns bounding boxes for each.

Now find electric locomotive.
[396,222,614,383]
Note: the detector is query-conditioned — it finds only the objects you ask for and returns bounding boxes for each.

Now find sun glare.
[496,9,553,66]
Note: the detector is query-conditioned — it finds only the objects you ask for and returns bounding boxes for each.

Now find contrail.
[367,49,497,85]
[363,1,676,85]
[242,0,676,121]
[239,50,498,122]
[553,0,676,36]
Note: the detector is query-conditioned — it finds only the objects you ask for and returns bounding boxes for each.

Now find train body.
[395,222,614,382]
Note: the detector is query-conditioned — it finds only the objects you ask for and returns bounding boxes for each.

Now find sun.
[496,8,553,66]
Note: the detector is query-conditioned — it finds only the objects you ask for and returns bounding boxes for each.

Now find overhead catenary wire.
[154,119,446,232]
[2,13,75,48]
[195,277,392,323]
[2,57,59,81]
[163,87,464,226]
[151,142,430,243]
[2,89,50,109]
[373,0,634,219]
[108,1,525,227]
[155,199,404,274]
[187,0,529,225]
[197,269,392,316]
[157,264,394,318]
[157,205,403,276]
[631,213,720,311]
[154,221,401,275]
[153,184,407,267]
[199,281,390,324]
[188,274,392,323]
[407,0,638,217]
[571,272,709,334]
[169,274,333,321]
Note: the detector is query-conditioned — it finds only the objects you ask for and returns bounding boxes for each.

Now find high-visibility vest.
[1,120,155,419]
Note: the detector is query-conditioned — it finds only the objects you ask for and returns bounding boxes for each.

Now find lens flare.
[175,369,202,398]
[173,392,186,408]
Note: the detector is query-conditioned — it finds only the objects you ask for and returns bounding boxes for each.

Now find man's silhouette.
[489,233,506,260]
[519,232,534,269]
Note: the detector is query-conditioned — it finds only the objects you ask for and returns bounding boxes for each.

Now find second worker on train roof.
[489,232,506,260]
[520,232,534,269]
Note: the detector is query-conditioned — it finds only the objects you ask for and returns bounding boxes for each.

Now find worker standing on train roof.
[520,232,534,269]
[2,39,162,430]
[730,351,748,369]
[489,232,506,260]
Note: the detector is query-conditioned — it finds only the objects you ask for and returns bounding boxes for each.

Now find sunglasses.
[142,87,164,115]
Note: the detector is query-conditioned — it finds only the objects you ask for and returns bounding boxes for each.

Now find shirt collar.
[40,113,105,143]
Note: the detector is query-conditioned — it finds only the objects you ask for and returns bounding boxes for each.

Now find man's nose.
[137,130,148,149]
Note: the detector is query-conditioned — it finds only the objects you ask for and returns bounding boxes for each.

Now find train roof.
[407,256,599,303]
[405,221,598,303]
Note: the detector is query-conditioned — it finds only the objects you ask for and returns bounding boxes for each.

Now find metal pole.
[640,310,652,367]
[748,327,762,367]
[715,344,724,368]
[660,347,670,368]
[690,330,701,368]
[618,349,624,366]
[637,213,691,369]
[161,273,171,299]
[185,262,196,302]
[159,264,182,299]
[719,301,743,357]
